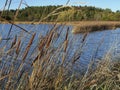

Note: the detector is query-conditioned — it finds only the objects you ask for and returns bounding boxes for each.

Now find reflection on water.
[0,24,120,71]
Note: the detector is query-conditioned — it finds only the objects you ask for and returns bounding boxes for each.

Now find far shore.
[1,21,120,34]
[1,21,120,25]
[0,21,50,24]
[71,21,120,33]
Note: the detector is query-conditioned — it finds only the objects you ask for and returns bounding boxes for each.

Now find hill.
[1,5,120,22]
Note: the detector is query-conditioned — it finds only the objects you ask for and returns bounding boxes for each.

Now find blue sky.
[0,0,120,11]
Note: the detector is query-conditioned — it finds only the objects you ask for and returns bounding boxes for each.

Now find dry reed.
[0,1,120,90]
[72,21,120,33]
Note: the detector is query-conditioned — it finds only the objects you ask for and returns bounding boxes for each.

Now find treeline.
[1,5,120,21]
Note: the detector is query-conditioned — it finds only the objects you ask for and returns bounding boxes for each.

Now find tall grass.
[0,24,119,90]
[0,0,120,90]
[72,21,120,33]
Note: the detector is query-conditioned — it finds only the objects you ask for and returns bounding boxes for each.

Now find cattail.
[22,33,36,61]
[15,38,21,55]
[45,25,61,49]
[38,37,46,51]
[63,27,69,52]
[10,35,17,49]
[0,36,2,42]
[61,27,69,65]
[45,30,54,48]
[81,32,88,43]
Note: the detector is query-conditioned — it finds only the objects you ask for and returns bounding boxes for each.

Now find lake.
[0,23,120,73]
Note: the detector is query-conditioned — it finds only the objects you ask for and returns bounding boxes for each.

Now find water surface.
[0,24,120,72]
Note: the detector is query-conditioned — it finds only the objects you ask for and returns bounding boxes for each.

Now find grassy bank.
[71,21,120,33]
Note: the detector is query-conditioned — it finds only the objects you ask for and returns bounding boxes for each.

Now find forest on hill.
[1,5,120,22]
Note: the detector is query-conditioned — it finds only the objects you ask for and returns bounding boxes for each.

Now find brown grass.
[0,21,120,90]
[71,21,120,33]
[0,1,120,89]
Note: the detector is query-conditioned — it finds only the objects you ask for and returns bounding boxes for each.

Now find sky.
[0,0,120,12]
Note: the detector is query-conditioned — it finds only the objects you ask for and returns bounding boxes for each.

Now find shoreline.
[1,21,120,33]
[1,21,119,24]
[71,21,120,33]
[0,21,67,25]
